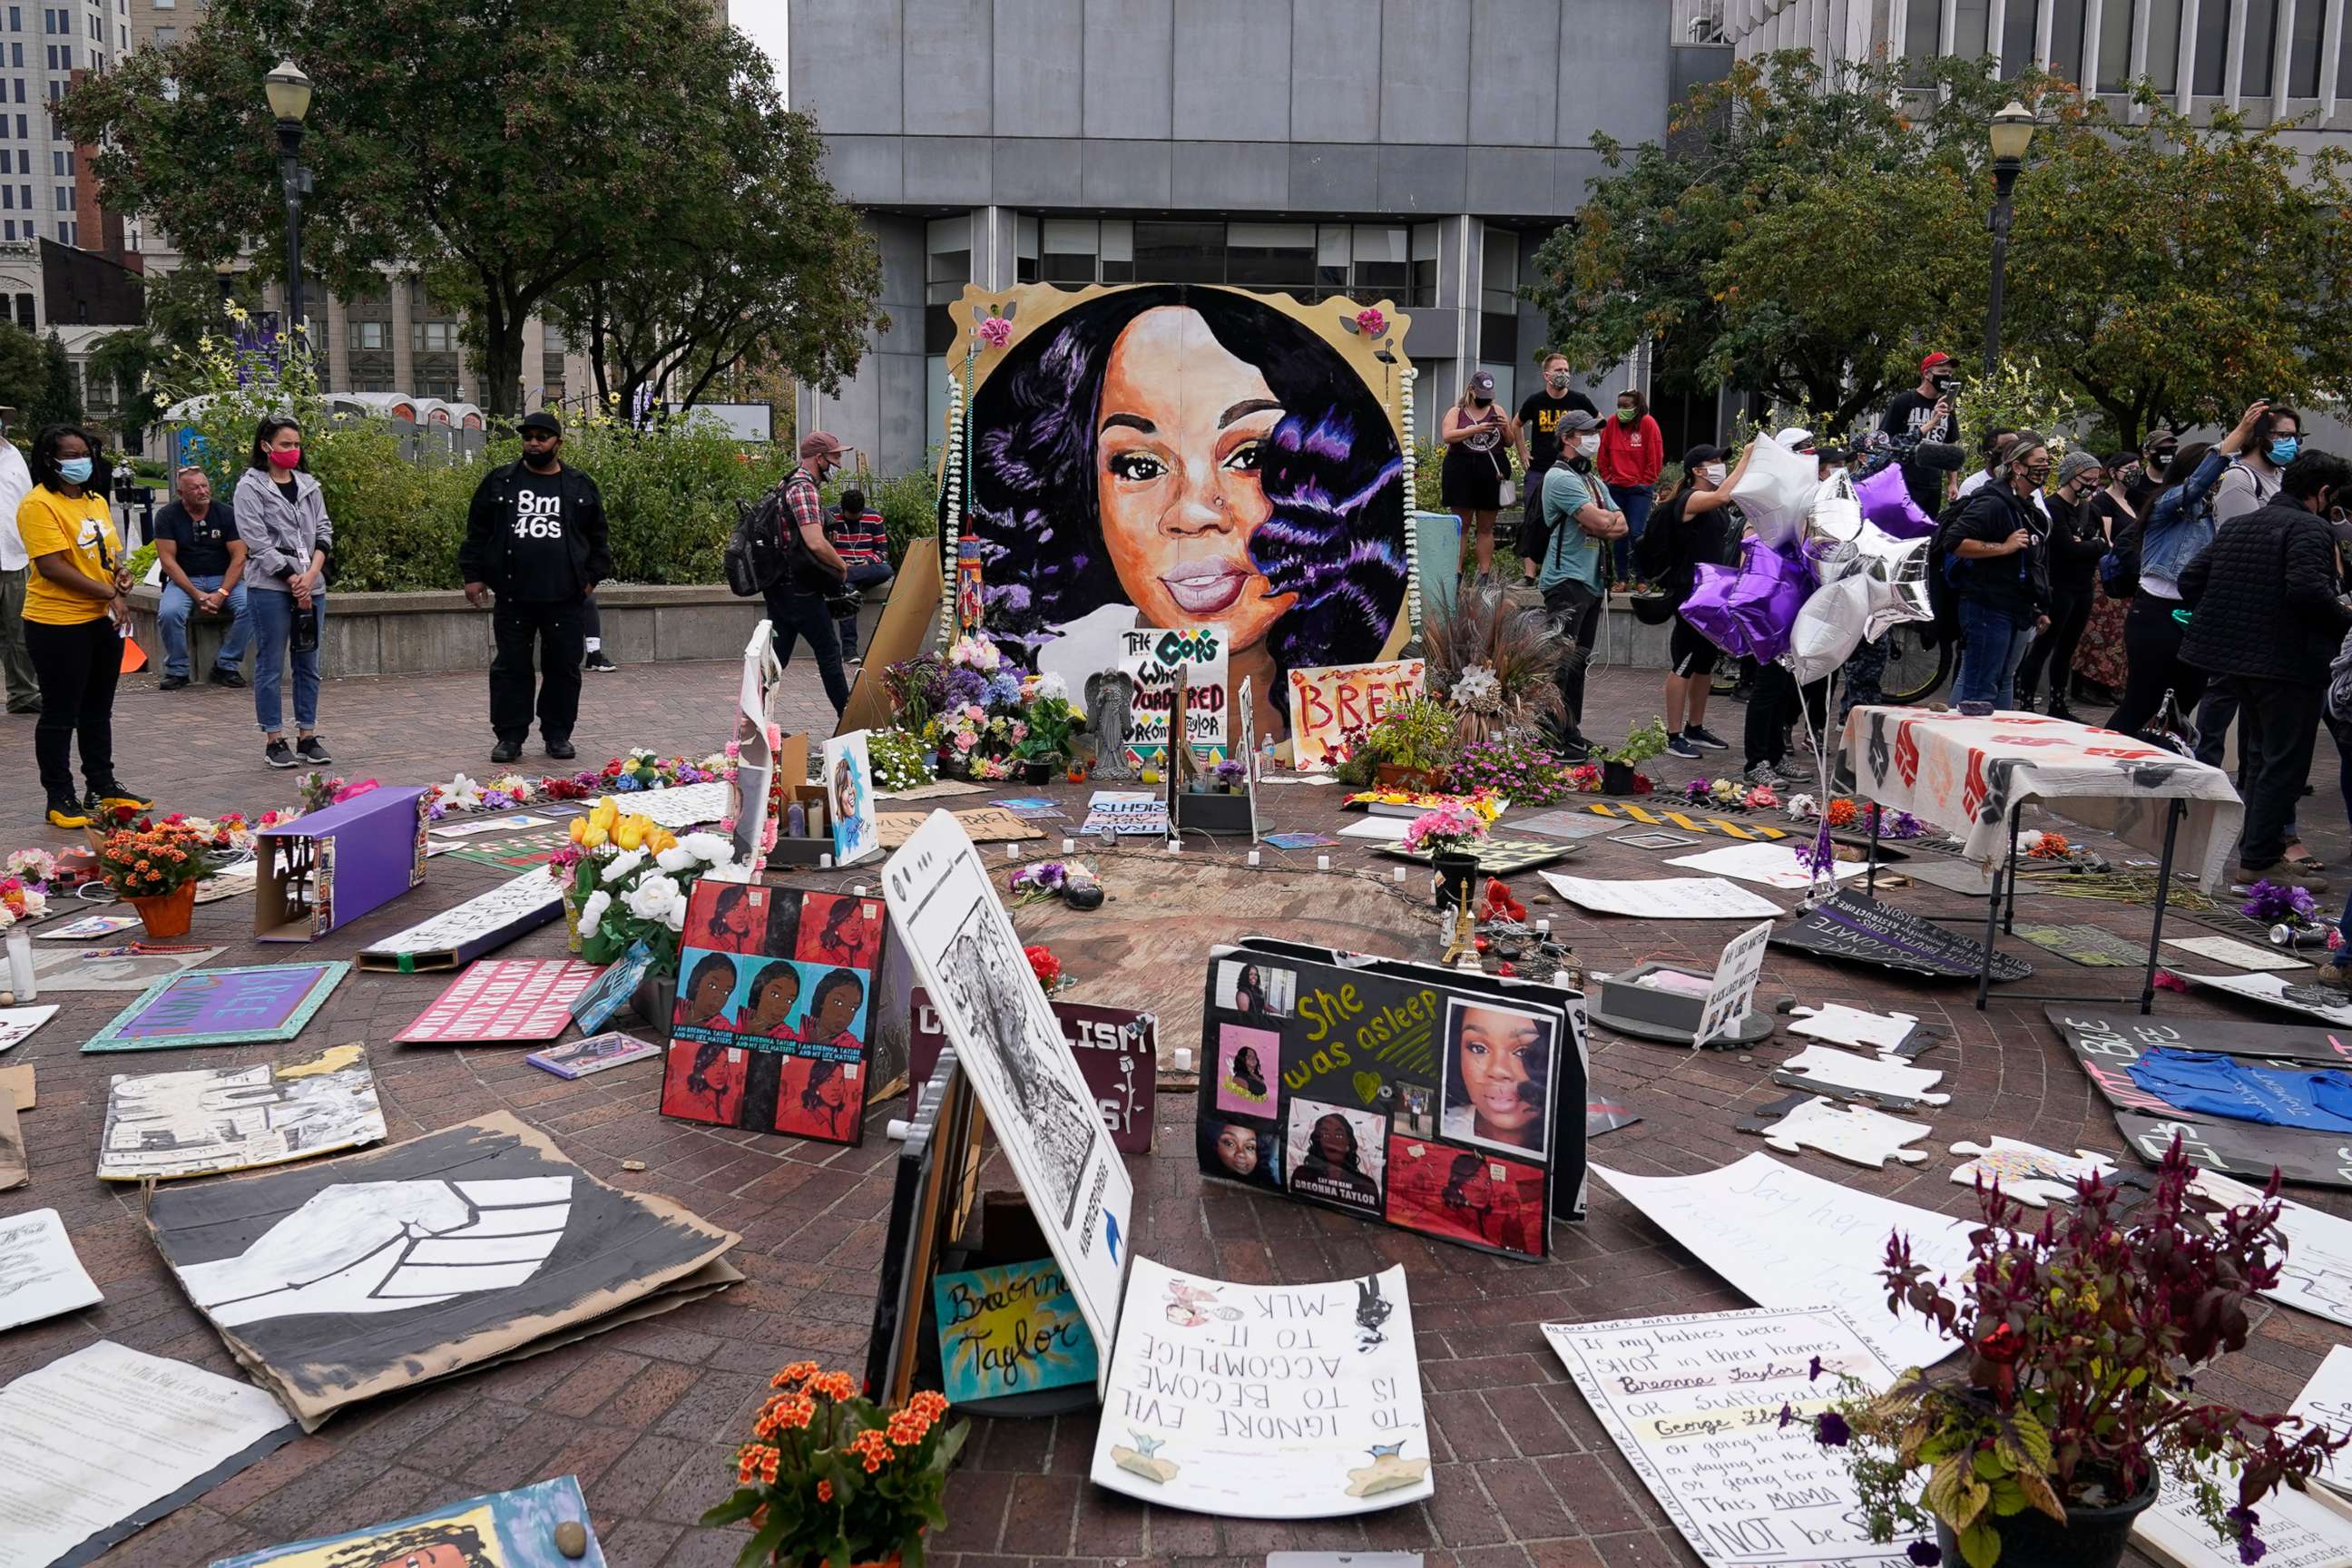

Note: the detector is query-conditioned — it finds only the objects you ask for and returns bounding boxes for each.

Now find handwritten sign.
[910,990,1154,1152]
[1544,1307,1912,1566]
[2290,1345,2352,1496]
[929,1259,1098,1404]
[1090,1258,1432,1518]
[1082,789,1170,839]
[1287,659,1426,768]
[1693,922,1772,1048]
[1120,627,1229,768]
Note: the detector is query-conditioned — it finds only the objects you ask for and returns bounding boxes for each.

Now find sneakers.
[265,738,298,769]
[158,673,190,691]
[2239,863,2330,895]
[44,792,90,828]
[2313,965,2352,1000]
[88,779,152,811]
[583,650,619,673]
[844,653,864,668]
[1744,762,1788,789]
[545,738,577,760]
[490,739,523,765]
[1683,725,1730,751]
[209,666,247,688]
[1553,731,1592,764]
[1665,735,1702,760]
[297,736,333,765]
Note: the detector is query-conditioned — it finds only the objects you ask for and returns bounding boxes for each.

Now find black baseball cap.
[519,410,562,437]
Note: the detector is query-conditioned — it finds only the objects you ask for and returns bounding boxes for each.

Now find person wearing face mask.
[2190,406,2305,784]
[2014,450,2108,720]
[1596,387,1663,586]
[1878,355,1964,517]
[0,407,38,714]
[2067,451,2140,708]
[1520,409,1622,760]
[1441,369,1518,578]
[233,416,334,769]
[1646,444,1747,760]
[1945,432,2054,710]
[2180,450,2352,891]
[762,431,852,716]
[459,410,612,765]
[1514,353,1598,573]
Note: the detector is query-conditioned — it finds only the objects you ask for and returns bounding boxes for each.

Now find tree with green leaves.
[84,267,254,449]
[60,0,882,419]
[0,320,44,420]
[28,332,82,431]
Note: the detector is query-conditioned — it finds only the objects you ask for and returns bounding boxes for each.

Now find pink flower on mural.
[976,315,1013,349]
[1354,307,1387,338]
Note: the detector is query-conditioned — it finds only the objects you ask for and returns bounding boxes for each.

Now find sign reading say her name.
[1120,627,1229,769]
[910,989,1155,1153]
[929,1258,1098,1404]
[1544,1307,1914,1567]
[1287,659,1426,769]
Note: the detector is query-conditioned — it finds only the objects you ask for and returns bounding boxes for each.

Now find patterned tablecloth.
[1839,706,2245,892]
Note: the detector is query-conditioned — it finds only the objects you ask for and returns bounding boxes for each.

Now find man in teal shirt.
[1521,409,1624,760]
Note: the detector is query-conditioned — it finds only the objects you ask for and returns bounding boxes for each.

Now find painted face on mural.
[1095,307,1298,658]
[1455,1006,1543,1148]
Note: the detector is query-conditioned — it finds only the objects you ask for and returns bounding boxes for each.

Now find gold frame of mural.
[839,284,1416,738]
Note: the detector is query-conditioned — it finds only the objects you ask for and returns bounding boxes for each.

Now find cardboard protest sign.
[931,1259,1097,1406]
[209,1475,606,1568]
[875,807,1042,849]
[1544,1307,1914,1566]
[1538,872,1780,920]
[663,884,887,1146]
[395,960,601,1044]
[1693,922,1772,1048]
[1082,789,1169,838]
[0,1208,101,1332]
[1091,1259,1432,1517]
[911,988,1155,1153]
[98,1043,386,1181]
[356,866,564,972]
[147,1112,740,1430]
[1770,889,2034,980]
[882,810,1134,1387]
[0,1004,57,1053]
[527,1031,660,1081]
[1112,626,1230,769]
[82,961,348,1053]
[1195,939,1584,1259]
[253,786,427,941]
[1287,658,1426,769]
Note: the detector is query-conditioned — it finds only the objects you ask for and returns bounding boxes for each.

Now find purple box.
[254,786,428,941]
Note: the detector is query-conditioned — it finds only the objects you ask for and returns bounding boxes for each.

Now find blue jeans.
[1955,599,2033,709]
[836,559,894,657]
[156,573,250,678]
[1609,484,1653,583]
[249,588,324,733]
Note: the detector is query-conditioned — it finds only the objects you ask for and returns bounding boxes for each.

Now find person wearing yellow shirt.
[19,424,151,828]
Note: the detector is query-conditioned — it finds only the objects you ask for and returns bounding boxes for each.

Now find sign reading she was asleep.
[908,989,1156,1153]
[1120,627,1229,769]
[1288,659,1426,769]
[1285,977,1439,1091]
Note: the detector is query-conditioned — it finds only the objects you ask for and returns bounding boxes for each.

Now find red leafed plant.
[1799,1137,2343,1566]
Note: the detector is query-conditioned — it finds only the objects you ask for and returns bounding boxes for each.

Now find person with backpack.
[1943,432,2053,710]
[2179,449,2352,890]
[765,431,852,716]
[2105,401,2267,738]
[2014,450,2107,720]
[1519,409,1621,760]
[460,411,611,764]
[1645,443,1745,760]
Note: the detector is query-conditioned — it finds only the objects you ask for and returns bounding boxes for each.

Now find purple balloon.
[1681,538,1808,664]
[1856,463,1936,540]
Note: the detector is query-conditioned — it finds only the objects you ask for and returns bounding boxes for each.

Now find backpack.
[723,484,794,597]
[1632,491,1678,581]
[2330,626,2352,725]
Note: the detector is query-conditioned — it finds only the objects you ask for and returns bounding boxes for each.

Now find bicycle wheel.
[1878,626,1951,704]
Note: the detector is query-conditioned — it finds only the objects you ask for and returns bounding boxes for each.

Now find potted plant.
[1212,759,1250,794]
[1402,802,1488,910]
[1366,698,1462,791]
[1596,717,1669,796]
[1013,675,1078,784]
[93,818,220,937]
[1798,1139,2342,1568]
[701,1362,965,1567]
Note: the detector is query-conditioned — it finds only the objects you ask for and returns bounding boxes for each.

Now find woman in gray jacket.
[233,415,334,769]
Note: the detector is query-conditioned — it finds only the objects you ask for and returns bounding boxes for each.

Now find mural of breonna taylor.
[954,284,1413,742]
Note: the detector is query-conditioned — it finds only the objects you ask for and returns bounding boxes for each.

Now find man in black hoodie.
[460,410,612,763]
[2180,450,2352,887]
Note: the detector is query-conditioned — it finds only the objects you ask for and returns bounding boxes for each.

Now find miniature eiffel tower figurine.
[1440,883,1481,971]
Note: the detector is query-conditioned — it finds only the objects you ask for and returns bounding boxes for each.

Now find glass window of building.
[2193,0,2232,93]
[2000,0,2040,74]
[2287,0,2322,94]
[1041,217,1097,285]
[1350,225,1407,300]
[1227,221,1315,290]
[2049,0,2087,78]
[1015,213,1037,286]
[2340,0,2352,98]
[1902,0,1942,75]
[1955,0,1992,55]
[2240,0,2277,93]
[1100,220,1132,283]
[925,214,970,356]
[1132,220,1223,284]
[1479,228,1519,396]
[1317,224,1349,298]
[1410,223,1439,309]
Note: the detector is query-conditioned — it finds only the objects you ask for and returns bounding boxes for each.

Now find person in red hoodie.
[1597,387,1664,587]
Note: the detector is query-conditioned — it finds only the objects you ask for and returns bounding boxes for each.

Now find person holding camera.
[765,431,852,717]
[1879,353,1963,514]
[1945,432,2054,710]
[460,410,611,764]
[234,416,333,769]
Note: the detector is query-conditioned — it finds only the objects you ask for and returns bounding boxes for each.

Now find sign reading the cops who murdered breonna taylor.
[1544,1306,1914,1567]
[1090,1258,1433,1519]
[1118,627,1229,769]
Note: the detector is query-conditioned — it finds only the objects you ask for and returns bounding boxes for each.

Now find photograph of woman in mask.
[962,286,1408,742]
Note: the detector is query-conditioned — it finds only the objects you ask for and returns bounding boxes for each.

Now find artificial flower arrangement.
[867,728,936,793]
[426,751,731,818]
[1210,759,1250,793]
[0,874,46,931]
[1025,942,1071,995]
[1401,802,1491,858]
[1010,860,1104,910]
[5,848,57,887]
[1012,673,1079,774]
[882,655,952,751]
[933,636,1029,780]
[2025,830,2071,860]
[700,1362,965,1568]
[564,799,737,969]
[2242,879,2319,929]
[1783,795,1928,840]
[1342,789,1505,823]
[1792,1142,2342,1568]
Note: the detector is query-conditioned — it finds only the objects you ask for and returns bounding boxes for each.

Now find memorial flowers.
[867,728,936,792]
[566,800,736,967]
[701,1361,965,1568]
[1401,802,1489,858]
[0,874,45,931]
[2241,879,2318,929]
[93,819,220,898]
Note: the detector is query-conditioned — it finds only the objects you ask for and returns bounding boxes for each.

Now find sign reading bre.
[1288,660,1426,768]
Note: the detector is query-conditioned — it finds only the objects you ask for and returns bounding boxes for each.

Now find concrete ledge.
[124,581,776,679]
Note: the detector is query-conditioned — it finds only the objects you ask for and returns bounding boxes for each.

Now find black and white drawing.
[98,1044,387,1181]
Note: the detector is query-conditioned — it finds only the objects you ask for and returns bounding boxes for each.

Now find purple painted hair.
[962,286,1406,713]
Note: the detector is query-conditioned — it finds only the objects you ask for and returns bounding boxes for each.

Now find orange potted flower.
[701,1363,965,1567]
[93,819,219,938]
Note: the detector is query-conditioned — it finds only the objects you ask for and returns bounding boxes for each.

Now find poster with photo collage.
[1195,939,1586,1259]
[661,880,888,1146]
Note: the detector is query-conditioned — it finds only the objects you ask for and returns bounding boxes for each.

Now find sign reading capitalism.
[934,283,1414,745]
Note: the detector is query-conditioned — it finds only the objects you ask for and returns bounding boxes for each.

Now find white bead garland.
[938,354,969,649]
[1401,365,1422,633]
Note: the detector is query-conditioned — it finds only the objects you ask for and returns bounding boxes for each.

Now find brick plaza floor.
[5,643,2350,1568]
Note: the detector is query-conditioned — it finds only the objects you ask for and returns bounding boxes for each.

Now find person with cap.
[1644,442,1747,760]
[1879,353,1961,448]
[2014,449,2108,720]
[0,406,37,712]
[1440,368,1518,578]
[1519,407,1620,760]
[459,409,612,764]
[766,430,852,716]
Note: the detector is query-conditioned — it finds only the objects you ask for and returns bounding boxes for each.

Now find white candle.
[1062,838,1076,854]
[1004,842,1019,859]
[1393,867,1407,883]
[1317,855,1331,871]
[1173,1047,1193,1073]
[1247,850,1261,867]
[852,885,868,897]
[1166,838,1181,854]
[1536,918,1552,936]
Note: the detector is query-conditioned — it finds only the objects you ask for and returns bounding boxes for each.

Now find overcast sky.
[732,0,789,103]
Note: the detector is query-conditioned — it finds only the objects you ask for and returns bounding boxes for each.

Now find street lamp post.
[264,60,312,347]
[1982,100,2036,377]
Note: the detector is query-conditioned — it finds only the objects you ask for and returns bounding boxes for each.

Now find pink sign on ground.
[394,959,602,1044]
